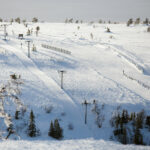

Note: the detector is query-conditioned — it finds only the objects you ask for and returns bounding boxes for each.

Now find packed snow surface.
[0,139,150,150]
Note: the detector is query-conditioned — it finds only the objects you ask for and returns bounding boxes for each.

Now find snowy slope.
[0,22,150,148]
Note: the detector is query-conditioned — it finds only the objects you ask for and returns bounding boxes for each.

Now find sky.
[0,0,150,22]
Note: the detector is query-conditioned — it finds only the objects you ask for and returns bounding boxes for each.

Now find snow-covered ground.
[0,139,150,150]
[0,22,150,148]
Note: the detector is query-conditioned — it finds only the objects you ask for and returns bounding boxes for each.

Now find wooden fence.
[123,70,150,90]
[41,44,71,55]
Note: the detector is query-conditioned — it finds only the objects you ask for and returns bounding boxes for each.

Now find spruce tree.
[143,18,149,25]
[127,18,133,26]
[54,119,63,139]
[48,119,63,139]
[122,127,127,144]
[28,110,37,137]
[133,127,143,145]
[146,116,150,129]
[48,121,54,137]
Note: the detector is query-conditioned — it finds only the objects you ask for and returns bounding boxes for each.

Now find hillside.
[0,22,150,149]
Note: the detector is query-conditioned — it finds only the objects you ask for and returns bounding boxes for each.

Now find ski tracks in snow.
[97,43,150,75]
[1,44,78,108]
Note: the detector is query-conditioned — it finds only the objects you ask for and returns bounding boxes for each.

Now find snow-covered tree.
[32,17,38,23]
[15,17,20,24]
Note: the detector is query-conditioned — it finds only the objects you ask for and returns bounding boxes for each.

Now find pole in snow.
[82,100,90,124]
[26,40,31,58]
[2,24,7,40]
[58,70,66,89]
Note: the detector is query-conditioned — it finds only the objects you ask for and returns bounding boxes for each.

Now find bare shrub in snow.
[44,105,53,114]
[61,112,66,116]
[106,27,111,33]
[15,17,20,24]
[36,26,40,36]
[32,44,37,52]
[99,19,102,24]
[92,100,105,128]
[127,18,133,26]
[75,20,79,24]
[134,18,140,25]
[32,17,38,23]
[143,18,149,25]
[147,27,150,32]
[68,123,74,130]
[0,74,26,139]
[109,35,115,39]
[26,29,31,36]
[90,33,93,39]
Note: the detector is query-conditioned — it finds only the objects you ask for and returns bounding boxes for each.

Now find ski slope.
[0,22,150,148]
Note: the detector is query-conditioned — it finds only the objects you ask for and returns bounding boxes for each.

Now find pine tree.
[136,110,145,129]
[122,127,127,144]
[147,27,150,32]
[54,119,63,139]
[146,116,150,129]
[143,18,149,25]
[106,27,111,32]
[48,119,63,139]
[115,114,121,129]
[127,18,133,26]
[133,127,143,145]
[135,18,140,25]
[48,121,54,137]
[28,110,37,137]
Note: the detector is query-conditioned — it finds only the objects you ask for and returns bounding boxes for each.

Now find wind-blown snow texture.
[0,139,150,150]
[0,22,150,149]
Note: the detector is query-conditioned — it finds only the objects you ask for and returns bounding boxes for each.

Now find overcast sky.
[0,0,150,22]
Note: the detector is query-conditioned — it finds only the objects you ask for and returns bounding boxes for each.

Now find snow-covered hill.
[0,22,150,149]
